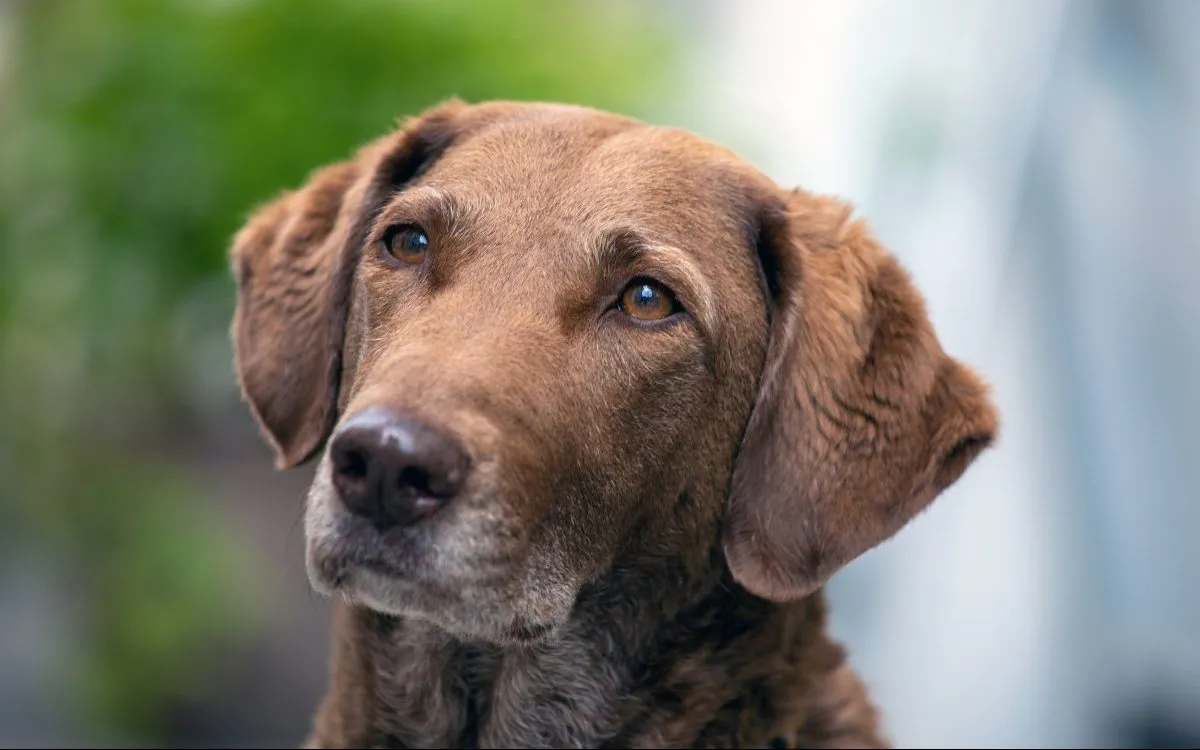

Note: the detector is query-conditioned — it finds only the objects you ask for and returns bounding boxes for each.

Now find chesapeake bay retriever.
[229,99,998,749]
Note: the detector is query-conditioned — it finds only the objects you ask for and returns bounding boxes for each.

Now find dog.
[229,99,998,748]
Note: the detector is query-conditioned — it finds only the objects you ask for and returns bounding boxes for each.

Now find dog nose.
[328,407,470,528]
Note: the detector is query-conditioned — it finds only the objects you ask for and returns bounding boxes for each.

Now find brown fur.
[229,100,998,749]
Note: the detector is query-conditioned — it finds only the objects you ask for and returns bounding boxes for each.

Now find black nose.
[328,407,470,528]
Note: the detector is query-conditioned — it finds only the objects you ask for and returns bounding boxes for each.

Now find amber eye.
[618,279,679,322]
[382,224,429,264]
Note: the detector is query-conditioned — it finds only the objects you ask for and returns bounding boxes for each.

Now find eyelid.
[381,222,427,244]
[368,187,461,248]
[370,218,427,249]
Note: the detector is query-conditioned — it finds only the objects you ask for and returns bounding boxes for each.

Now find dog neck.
[304,562,886,749]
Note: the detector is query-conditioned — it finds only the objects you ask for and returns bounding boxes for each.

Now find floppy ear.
[724,190,999,601]
[230,101,466,469]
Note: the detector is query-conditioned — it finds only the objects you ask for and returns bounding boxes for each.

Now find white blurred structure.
[667,0,1200,746]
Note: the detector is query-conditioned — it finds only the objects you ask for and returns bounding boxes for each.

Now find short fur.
[229,100,998,749]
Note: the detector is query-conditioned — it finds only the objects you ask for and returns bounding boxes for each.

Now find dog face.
[231,101,997,643]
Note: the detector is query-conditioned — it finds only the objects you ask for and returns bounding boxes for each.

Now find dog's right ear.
[230,100,466,469]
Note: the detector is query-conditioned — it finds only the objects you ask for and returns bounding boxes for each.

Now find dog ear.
[724,190,999,601]
[230,100,466,469]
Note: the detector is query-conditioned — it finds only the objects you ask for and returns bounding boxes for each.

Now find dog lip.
[310,514,434,585]
[504,621,557,643]
[359,556,408,579]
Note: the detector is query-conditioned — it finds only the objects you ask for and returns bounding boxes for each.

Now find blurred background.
[0,0,1196,747]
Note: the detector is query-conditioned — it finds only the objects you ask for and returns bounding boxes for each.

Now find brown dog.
[229,100,998,749]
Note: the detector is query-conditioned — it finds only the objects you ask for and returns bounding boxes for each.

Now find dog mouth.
[304,463,576,643]
[306,515,432,593]
[500,621,557,643]
[306,523,563,645]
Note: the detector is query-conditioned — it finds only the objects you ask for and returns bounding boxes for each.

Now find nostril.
[334,446,369,481]
[389,466,446,522]
[397,466,432,495]
[330,441,374,514]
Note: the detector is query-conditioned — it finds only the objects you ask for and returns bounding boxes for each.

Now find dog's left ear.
[724,189,999,601]
[230,100,467,469]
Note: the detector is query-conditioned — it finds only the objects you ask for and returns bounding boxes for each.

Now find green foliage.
[0,0,672,740]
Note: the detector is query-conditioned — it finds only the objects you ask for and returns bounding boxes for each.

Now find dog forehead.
[420,109,764,250]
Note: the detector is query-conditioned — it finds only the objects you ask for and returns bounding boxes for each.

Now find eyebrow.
[374,185,480,243]
[590,227,716,334]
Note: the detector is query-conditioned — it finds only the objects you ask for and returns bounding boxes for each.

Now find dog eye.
[381,224,429,265]
[618,279,679,322]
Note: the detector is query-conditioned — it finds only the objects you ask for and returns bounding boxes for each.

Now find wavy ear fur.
[230,100,466,468]
[724,190,999,601]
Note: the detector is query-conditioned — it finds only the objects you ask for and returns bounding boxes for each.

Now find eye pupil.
[405,231,428,251]
[619,279,678,323]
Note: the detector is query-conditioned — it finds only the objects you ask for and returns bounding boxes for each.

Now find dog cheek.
[609,358,711,484]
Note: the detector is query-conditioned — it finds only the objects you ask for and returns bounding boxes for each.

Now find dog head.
[230,100,997,643]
